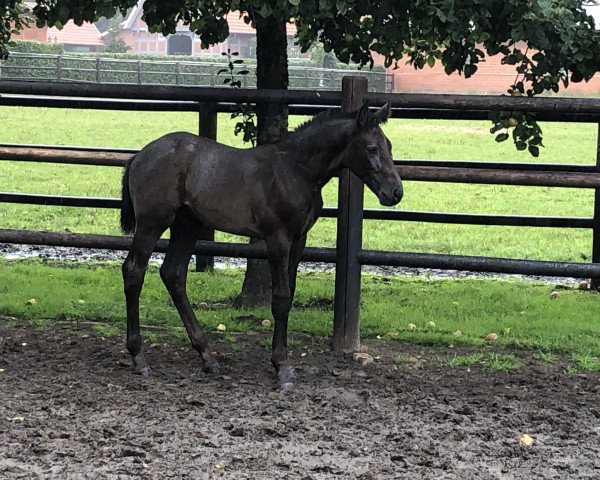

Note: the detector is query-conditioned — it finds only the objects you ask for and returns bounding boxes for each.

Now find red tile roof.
[46,21,103,46]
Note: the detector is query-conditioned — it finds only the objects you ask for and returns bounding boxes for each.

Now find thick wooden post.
[332,76,368,352]
[592,123,600,291]
[195,102,217,272]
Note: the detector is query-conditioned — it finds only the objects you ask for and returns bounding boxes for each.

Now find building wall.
[14,25,48,42]
[390,55,600,96]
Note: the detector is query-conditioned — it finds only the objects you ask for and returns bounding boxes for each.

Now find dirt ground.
[1,318,600,480]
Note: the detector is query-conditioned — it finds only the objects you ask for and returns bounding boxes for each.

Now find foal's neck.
[285,119,353,187]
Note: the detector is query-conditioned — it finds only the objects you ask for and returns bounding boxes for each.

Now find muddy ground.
[1,319,599,480]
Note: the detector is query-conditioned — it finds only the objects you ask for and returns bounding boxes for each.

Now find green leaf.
[495,133,509,142]
[289,0,301,5]
[259,3,272,17]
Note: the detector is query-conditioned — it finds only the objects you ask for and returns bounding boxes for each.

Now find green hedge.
[8,40,63,54]
[2,41,390,91]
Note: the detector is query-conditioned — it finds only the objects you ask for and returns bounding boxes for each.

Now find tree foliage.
[3,0,600,151]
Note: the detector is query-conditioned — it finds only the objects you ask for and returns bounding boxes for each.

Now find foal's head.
[340,102,403,206]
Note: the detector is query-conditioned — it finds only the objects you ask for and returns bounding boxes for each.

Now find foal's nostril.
[394,186,403,202]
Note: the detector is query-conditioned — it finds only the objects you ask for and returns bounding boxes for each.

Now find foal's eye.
[367,145,379,155]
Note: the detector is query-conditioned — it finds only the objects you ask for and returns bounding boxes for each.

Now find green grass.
[446,352,520,372]
[2,259,600,357]
[533,350,557,363]
[447,353,485,367]
[570,352,600,372]
[0,106,598,261]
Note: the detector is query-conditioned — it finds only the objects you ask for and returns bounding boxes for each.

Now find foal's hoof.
[136,365,152,377]
[203,359,220,374]
[133,355,151,377]
[277,365,296,386]
[280,382,294,394]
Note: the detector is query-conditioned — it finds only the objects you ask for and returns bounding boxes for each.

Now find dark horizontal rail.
[0,228,596,278]
[0,228,336,263]
[2,146,599,187]
[365,91,600,115]
[0,143,138,154]
[0,146,133,166]
[0,95,203,111]
[1,145,596,173]
[3,81,600,116]
[395,159,597,173]
[0,193,592,229]
[328,208,593,228]
[2,93,600,123]
[357,250,600,278]
[399,165,600,188]
[2,94,600,123]
[0,95,337,116]
[0,192,121,208]
[0,80,344,105]
[390,108,600,123]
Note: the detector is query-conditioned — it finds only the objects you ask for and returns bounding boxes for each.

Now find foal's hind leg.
[266,233,295,389]
[160,211,219,373]
[123,226,165,376]
[288,234,307,300]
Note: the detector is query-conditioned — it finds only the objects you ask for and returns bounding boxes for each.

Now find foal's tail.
[120,155,136,234]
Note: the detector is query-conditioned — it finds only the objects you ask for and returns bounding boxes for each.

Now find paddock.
[2,319,599,479]
[2,78,600,479]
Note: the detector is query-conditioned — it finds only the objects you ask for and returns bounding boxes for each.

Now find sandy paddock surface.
[1,319,599,480]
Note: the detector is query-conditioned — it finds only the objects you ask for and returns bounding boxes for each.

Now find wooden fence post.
[592,123,600,291]
[56,55,62,81]
[95,58,101,83]
[332,76,368,352]
[210,64,215,86]
[195,102,218,272]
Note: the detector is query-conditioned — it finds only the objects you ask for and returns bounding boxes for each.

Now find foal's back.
[127,132,302,238]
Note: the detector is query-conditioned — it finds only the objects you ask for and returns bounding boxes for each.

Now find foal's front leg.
[266,235,295,390]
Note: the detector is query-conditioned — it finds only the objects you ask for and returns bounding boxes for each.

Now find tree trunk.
[235,13,289,307]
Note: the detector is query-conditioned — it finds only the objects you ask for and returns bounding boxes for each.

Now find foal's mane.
[292,105,387,135]
[293,109,356,133]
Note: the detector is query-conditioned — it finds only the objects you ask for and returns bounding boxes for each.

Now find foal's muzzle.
[379,184,403,206]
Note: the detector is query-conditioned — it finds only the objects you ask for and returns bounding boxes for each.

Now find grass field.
[0,106,598,261]
[2,107,600,368]
[2,259,600,366]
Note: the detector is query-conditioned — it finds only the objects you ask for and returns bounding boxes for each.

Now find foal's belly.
[186,197,262,238]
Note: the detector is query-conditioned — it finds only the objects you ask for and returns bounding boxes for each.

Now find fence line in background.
[0,52,394,92]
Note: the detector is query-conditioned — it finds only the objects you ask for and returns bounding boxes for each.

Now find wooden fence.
[2,78,600,350]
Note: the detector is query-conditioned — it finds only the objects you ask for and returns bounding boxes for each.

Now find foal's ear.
[356,101,370,128]
[374,101,392,124]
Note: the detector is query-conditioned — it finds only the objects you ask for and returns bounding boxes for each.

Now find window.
[167,34,192,55]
